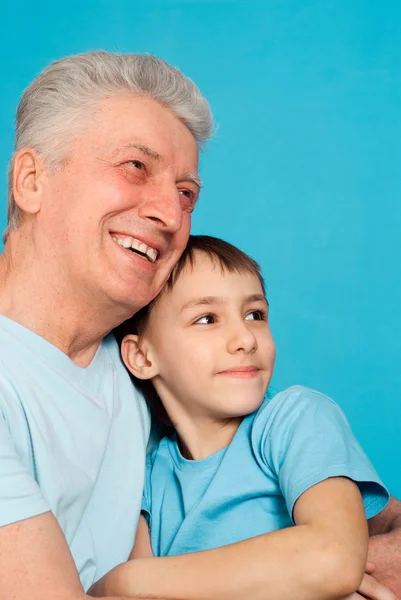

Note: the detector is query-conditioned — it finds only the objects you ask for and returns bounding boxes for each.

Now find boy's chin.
[219,395,266,419]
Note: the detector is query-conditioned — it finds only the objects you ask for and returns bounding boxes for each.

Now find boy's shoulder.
[254,385,339,421]
[251,385,345,447]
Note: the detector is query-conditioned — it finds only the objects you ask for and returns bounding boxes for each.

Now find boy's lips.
[217,366,260,378]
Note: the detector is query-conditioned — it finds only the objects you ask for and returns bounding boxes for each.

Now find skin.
[368,497,401,597]
[0,93,199,600]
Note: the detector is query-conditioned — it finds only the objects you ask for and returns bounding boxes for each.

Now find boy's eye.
[245,310,266,321]
[194,314,215,325]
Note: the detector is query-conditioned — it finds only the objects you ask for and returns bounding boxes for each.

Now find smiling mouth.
[218,367,260,378]
[112,235,159,263]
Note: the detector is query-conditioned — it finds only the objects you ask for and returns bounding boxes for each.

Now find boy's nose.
[226,322,258,355]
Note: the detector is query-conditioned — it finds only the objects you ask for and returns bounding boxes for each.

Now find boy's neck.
[174,414,243,461]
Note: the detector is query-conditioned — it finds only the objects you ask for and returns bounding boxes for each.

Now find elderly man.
[0,51,399,600]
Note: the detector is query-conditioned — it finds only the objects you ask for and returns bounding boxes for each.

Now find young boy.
[91,235,389,600]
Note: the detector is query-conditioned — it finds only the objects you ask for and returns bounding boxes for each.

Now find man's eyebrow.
[181,296,222,311]
[178,172,202,189]
[121,142,162,161]
[117,144,202,188]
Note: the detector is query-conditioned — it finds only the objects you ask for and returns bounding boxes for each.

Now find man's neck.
[0,249,129,367]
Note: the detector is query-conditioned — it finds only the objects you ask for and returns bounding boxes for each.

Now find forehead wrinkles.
[97,126,198,174]
[85,95,178,145]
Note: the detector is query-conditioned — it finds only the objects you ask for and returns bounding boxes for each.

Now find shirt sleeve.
[0,403,49,527]
[141,453,153,526]
[252,386,389,522]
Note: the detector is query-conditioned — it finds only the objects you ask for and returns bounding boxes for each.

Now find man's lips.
[217,366,260,379]
[110,232,160,263]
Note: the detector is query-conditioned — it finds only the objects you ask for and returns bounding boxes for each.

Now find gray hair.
[4,51,213,243]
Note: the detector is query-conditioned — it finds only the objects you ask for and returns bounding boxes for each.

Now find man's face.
[141,252,276,423]
[36,95,199,313]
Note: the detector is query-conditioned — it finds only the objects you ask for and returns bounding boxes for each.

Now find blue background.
[0,1,400,496]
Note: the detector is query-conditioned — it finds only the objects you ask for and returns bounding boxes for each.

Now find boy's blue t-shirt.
[143,386,389,557]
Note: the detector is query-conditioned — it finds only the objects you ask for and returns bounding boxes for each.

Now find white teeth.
[113,234,158,262]
[147,248,157,263]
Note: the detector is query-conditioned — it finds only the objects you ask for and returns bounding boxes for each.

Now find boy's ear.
[121,334,159,381]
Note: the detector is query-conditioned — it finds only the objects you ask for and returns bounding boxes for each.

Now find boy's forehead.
[163,253,265,305]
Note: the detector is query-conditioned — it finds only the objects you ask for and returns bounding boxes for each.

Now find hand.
[349,568,399,600]
[342,563,398,600]
[368,530,401,597]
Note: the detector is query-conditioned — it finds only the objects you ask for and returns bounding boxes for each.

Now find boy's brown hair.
[114,235,266,436]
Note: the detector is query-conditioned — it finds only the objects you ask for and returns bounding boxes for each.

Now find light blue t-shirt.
[143,386,388,557]
[0,315,150,591]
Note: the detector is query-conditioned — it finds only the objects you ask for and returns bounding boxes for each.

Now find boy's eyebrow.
[181,296,222,311]
[181,293,268,312]
[246,293,269,306]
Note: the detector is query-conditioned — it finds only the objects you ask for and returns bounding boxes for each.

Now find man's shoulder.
[0,324,26,403]
[101,332,119,355]
[102,333,151,441]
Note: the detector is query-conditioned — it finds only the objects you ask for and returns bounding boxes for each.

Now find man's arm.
[368,495,401,597]
[0,511,132,600]
[88,515,153,597]
[87,477,368,600]
[369,496,401,536]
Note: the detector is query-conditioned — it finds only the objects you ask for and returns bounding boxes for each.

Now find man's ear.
[121,334,159,380]
[13,148,45,215]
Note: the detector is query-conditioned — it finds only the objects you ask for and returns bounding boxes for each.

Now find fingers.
[358,573,399,600]
[366,561,376,574]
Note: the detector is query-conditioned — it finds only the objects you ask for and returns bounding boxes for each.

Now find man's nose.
[138,180,184,233]
[226,321,258,355]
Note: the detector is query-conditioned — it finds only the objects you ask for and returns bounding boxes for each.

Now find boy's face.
[126,251,276,423]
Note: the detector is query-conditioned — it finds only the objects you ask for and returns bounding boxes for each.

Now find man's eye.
[128,160,145,170]
[194,314,215,325]
[245,310,266,321]
[179,189,197,213]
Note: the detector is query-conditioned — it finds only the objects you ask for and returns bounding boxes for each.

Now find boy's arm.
[129,514,154,560]
[367,495,401,596]
[92,476,368,600]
